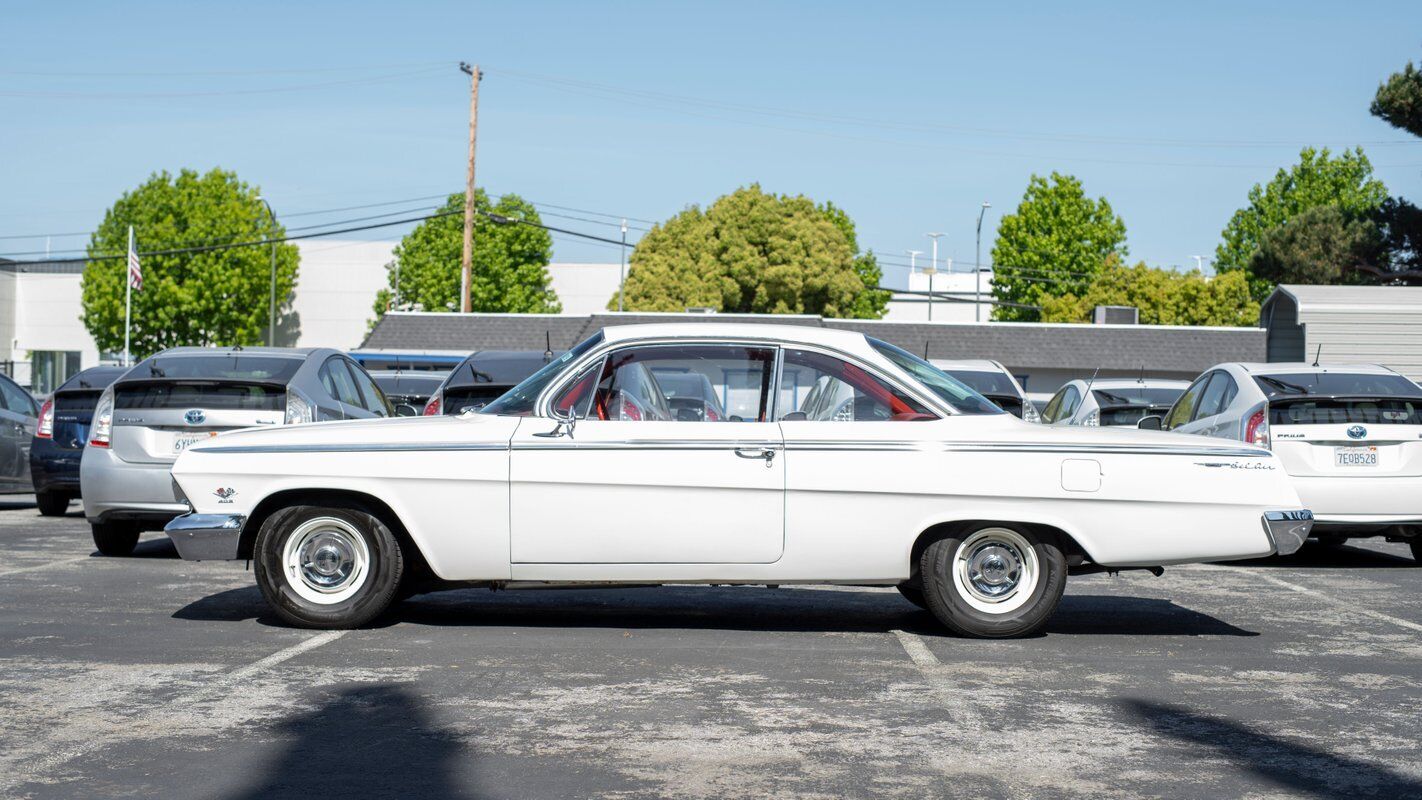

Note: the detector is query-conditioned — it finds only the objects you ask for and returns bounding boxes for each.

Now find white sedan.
[165,324,1313,637]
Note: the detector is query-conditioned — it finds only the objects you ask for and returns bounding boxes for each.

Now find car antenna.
[922,340,930,360]
[1312,343,1322,367]
[1138,365,1145,384]
[1083,366,1100,394]
[544,331,554,363]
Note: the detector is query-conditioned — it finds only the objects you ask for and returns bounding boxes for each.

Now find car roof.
[930,359,1003,372]
[1232,362,1398,376]
[1080,378,1191,389]
[148,346,326,359]
[601,323,869,350]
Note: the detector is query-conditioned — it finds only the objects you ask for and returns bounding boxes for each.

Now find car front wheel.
[920,524,1066,638]
[36,490,70,517]
[254,505,404,629]
[91,521,139,556]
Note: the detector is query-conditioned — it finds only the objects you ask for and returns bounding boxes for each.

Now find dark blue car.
[30,365,127,516]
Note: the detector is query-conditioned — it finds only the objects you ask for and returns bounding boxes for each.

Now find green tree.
[1370,58,1422,281]
[614,185,883,318]
[1371,59,1422,139]
[1248,205,1384,286]
[80,168,299,357]
[1038,256,1258,327]
[818,200,890,318]
[372,191,558,321]
[1214,147,1387,299]
[989,173,1128,321]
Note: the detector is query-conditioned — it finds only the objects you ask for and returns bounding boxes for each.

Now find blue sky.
[3,1,1421,287]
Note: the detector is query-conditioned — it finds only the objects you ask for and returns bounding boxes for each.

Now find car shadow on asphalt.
[1232,542,1415,570]
[220,683,481,800]
[174,585,1254,637]
[1122,699,1422,798]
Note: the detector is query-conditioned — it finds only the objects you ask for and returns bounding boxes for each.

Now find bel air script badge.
[213,487,237,503]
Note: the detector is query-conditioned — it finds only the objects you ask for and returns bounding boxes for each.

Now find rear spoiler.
[1266,393,1422,404]
[115,378,288,390]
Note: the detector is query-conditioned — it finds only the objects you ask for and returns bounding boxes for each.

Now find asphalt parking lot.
[1,500,1420,799]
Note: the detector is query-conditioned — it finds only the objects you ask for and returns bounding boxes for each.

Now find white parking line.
[892,629,941,668]
[0,555,90,578]
[221,630,346,684]
[1193,564,1422,635]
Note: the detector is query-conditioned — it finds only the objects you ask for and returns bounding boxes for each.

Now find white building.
[882,269,996,323]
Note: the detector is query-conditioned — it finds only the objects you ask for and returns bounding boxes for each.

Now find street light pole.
[257,196,277,346]
[925,233,945,322]
[617,219,628,312]
[975,202,991,323]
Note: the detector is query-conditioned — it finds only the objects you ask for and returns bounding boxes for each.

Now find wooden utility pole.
[459,62,481,313]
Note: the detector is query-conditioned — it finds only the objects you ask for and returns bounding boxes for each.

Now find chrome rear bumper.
[1263,510,1314,556]
[165,513,246,561]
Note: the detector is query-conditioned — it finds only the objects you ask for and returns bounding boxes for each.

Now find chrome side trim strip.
[194,442,510,454]
[780,440,1271,457]
[513,439,783,452]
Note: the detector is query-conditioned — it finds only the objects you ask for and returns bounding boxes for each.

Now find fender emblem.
[214,487,237,503]
[1195,461,1274,470]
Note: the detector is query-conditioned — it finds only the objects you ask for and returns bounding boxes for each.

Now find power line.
[0,61,449,78]
[0,66,447,99]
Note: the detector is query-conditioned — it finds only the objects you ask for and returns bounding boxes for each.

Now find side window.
[319,359,363,408]
[1059,386,1081,419]
[1193,373,1231,421]
[1042,388,1067,423]
[347,361,391,417]
[0,377,34,416]
[551,359,605,419]
[589,344,774,422]
[1165,376,1208,429]
[777,349,935,422]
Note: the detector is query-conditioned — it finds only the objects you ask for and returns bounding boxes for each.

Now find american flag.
[127,225,142,291]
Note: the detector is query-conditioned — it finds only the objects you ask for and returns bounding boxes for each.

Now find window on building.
[29,351,81,396]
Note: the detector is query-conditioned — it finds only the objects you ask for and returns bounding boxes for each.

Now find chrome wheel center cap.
[968,544,1022,596]
[300,532,356,589]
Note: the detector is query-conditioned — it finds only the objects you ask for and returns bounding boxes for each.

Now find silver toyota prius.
[81,347,392,556]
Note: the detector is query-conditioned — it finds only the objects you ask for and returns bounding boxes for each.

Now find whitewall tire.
[255,505,403,629]
[920,523,1066,638]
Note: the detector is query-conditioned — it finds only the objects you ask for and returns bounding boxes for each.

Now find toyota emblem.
[184,409,206,425]
[1347,425,1367,440]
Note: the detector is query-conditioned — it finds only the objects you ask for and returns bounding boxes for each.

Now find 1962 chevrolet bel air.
[165,324,1313,637]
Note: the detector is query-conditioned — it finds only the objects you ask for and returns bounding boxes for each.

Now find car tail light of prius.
[285,388,315,425]
[88,386,115,448]
[36,398,55,439]
[422,389,443,416]
[1021,401,1041,424]
[1082,408,1099,427]
[1246,409,1270,449]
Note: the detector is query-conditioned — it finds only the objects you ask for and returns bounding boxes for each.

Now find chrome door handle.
[734,447,776,466]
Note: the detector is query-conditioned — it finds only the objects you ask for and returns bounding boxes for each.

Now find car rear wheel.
[1410,540,1422,565]
[920,524,1066,638]
[35,490,70,517]
[254,505,403,629]
[91,521,139,556]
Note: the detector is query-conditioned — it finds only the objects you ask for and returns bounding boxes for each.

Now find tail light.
[423,390,442,416]
[36,398,54,439]
[1082,408,1100,427]
[88,387,114,448]
[1246,409,1270,449]
[285,388,315,425]
[1022,401,1041,424]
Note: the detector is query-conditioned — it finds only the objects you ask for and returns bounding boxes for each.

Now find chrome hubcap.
[281,517,370,604]
[952,528,1040,614]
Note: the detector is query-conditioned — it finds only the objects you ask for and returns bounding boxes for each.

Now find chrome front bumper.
[165,513,246,561]
[1262,510,1314,556]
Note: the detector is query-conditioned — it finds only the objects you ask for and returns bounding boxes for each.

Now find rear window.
[1253,372,1422,399]
[54,391,103,412]
[115,382,284,411]
[374,374,445,395]
[443,386,509,414]
[943,370,1019,398]
[1269,398,1422,426]
[131,354,302,383]
[1091,388,1183,408]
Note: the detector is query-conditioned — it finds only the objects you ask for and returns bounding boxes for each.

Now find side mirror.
[1137,415,1163,431]
[394,403,419,417]
[534,405,577,438]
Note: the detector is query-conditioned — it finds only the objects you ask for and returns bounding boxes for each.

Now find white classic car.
[165,324,1313,638]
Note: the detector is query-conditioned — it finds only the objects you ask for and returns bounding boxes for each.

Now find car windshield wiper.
[1257,375,1311,395]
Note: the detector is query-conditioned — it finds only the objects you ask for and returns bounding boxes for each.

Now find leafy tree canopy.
[614,185,885,318]
[80,168,299,357]
[1371,60,1422,139]
[1039,256,1258,327]
[1248,205,1385,286]
[1214,147,1387,299]
[372,191,558,322]
[989,172,1127,321]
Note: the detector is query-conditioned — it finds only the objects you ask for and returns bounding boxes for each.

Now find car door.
[0,375,37,491]
[509,342,785,565]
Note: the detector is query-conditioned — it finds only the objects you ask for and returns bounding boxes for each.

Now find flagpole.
[125,226,133,366]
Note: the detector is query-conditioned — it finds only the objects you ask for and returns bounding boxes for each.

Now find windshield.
[1091,387,1183,408]
[480,332,605,416]
[942,369,1019,398]
[867,338,1003,415]
[1253,372,1422,399]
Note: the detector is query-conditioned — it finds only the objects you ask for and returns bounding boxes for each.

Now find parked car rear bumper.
[1289,475,1422,527]
[165,513,246,560]
[80,446,187,524]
